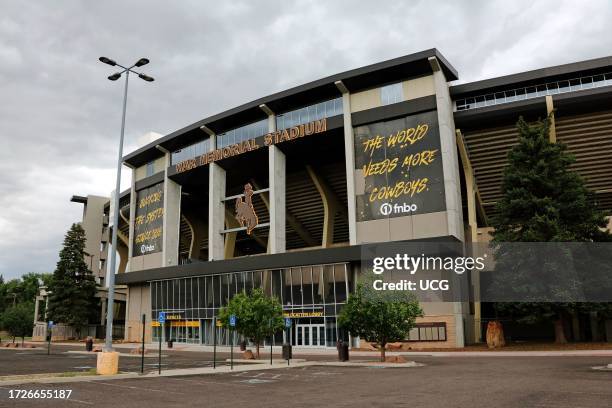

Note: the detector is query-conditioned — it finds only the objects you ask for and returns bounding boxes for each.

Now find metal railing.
[455,72,612,111]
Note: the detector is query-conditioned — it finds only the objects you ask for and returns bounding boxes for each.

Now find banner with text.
[133,183,164,256]
[354,110,445,221]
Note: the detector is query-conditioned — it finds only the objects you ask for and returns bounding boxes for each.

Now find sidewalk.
[25,341,612,357]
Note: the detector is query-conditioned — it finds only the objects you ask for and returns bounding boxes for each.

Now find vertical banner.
[354,110,446,221]
[133,183,164,256]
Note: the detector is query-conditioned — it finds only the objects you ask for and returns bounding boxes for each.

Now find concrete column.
[162,152,181,267]
[261,105,286,254]
[429,57,464,242]
[430,57,465,347]
[336,81,357,245]
[209,163,226,260]
[126,167,137,273]
[269,145,286,254]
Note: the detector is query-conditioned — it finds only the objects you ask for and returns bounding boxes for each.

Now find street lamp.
[99,56,154,352]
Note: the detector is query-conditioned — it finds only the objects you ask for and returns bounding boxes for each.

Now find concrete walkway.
[25,341,612,357]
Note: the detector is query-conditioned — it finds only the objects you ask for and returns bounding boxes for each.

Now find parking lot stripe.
[90,381,185,394]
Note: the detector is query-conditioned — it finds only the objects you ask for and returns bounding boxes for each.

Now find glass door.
[295,324,326,347]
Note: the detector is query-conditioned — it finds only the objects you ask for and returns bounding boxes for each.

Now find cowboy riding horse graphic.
[235,183,258,235]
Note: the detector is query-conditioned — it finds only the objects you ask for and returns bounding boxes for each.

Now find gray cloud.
[1,0,611,279]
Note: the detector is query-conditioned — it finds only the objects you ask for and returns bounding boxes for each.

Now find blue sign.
[284,318,292,328]
[229,315,236,327]
[48,321,54,328]
[158,312,166,324]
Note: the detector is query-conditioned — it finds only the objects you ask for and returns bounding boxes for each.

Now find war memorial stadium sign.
[175,118,327,173]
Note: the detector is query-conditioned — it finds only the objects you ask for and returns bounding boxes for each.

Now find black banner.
[133,183,164,256]
[354,110,446,221]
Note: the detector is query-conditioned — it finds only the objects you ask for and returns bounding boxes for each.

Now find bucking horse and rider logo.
[235,183,258,235]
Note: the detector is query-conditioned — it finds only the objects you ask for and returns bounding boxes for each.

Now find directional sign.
[48,321,54,328]
[284,318,292,328]
[158,312,166,324]
[229,315,237,327]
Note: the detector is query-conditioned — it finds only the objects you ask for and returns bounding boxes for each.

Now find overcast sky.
[1,0,611,280]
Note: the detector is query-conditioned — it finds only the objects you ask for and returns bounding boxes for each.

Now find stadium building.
[84,49,612,348]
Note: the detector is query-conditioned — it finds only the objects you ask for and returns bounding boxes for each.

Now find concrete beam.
[306,165,346,248]
[251,179,317,247]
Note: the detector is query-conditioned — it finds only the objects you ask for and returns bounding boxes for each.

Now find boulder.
[486,321,506,349]
[242,350,255,360]
[93,345,103,353]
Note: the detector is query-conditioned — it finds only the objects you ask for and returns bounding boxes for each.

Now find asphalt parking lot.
[0,345,234,376]
[1,356,611,408]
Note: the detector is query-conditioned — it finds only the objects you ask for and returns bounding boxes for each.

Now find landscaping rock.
[486,321,506,349]
[243,350,255,360]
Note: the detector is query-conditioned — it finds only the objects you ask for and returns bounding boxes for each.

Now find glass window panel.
[525,87,537,99]
[536,85,547,96]
[272,269,282,302]
[282,269,292,306]
[301,267,314,305]
[291,267,302,306]
[253,271,262,290]
[323,265,335,304]
[185,279,192,310]
[334,98,342,115]
[504,91,516,103]
[581,76,594,89]
[312,266,323,304]
[439,326,446,340]
[334,264,347,303]
[593,74,605,86]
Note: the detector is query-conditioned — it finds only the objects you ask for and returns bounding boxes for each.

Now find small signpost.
[157,312,166,374]
[269,318,273,365]
[284,318,292,366]
[229,315,236,370]
[213,317,220,369]
[141,314,146,374]
[47,321,53,355]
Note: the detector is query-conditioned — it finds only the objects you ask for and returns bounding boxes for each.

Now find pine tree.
[46,223,99,338]
[491,116,612,343]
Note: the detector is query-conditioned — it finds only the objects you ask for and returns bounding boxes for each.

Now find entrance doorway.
[295,324,326,347]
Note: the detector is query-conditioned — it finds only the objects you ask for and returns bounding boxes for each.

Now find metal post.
[213,317,217,369]
[105,70,130,351]
[158,322,162,375]
[47,326,51,356]
[230,328,234,370]
[141,314,145,374]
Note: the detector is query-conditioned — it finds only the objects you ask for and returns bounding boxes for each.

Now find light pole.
[99,56,154,352]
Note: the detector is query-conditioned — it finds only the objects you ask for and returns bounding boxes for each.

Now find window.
[216,119,268,149]
[380,82,403,105]
[171,138,210,165]
[275,97,342,130]
[407,322,447,342]
[145,161,155,177]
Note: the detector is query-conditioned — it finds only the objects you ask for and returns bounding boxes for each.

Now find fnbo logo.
[379,202,418,216]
